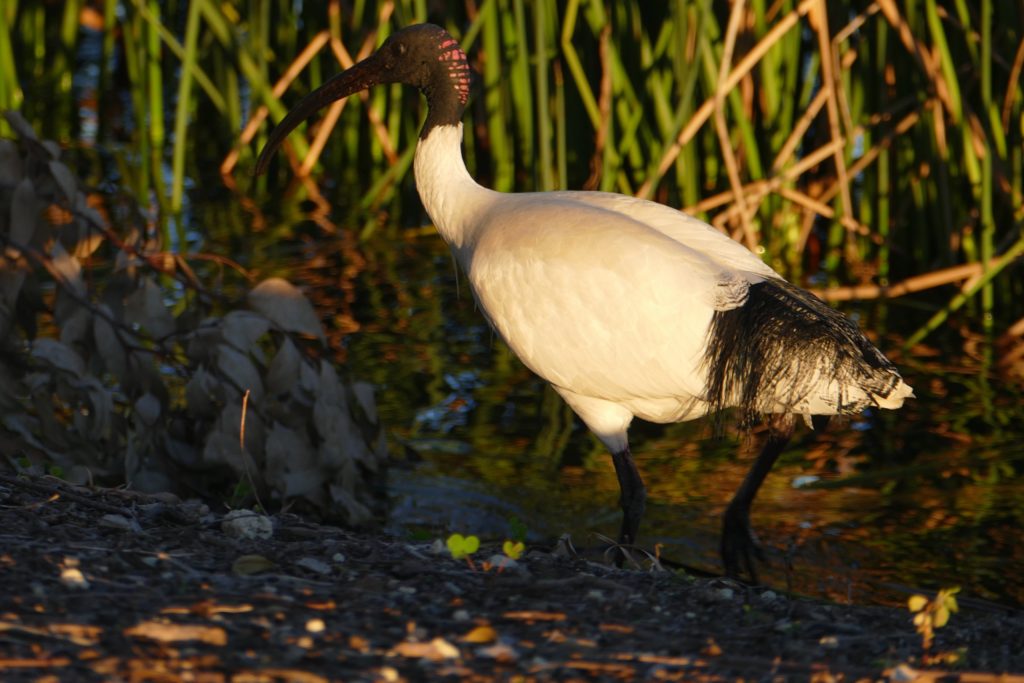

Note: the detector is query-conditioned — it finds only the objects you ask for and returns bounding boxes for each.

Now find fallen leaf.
[461,625,497,643]
[125,620,227,646]
[391,637,460,661]
[232,554,275,576]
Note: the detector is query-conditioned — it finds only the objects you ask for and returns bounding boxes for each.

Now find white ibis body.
[256,24,913,580]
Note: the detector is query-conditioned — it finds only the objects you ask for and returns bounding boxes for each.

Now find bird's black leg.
[720,416,796,583]
[610,446,647,557]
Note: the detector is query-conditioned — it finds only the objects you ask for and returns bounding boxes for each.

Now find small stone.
[295,557,331,575]
[889,664,918,682]
[452,609,471,622]
[99,514,138,531]
[476,641,518,662]
[60,567,89,589]
[221,509,273,540]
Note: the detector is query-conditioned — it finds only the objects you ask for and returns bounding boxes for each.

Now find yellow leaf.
[940,588,959,614]
[934,605,950,628]
[502,540,525,560]
[461,625,498,643]
[908,595,928,612]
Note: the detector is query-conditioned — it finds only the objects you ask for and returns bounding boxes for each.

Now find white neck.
[414,124,496,256]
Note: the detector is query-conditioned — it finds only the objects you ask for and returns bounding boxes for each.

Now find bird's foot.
[720,509,765,584]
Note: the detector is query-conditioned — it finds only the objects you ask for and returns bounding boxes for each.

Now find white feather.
[414,124,912,449]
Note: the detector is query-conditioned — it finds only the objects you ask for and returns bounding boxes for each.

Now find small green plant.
[502,540,525,560]
[908,587,960,651]
[445,533,480,562]
[507,516,528,542]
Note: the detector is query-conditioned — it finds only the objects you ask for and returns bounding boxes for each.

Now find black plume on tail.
[702,278,902,426]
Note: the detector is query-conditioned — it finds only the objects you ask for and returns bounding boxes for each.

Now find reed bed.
[1,0,1022,350]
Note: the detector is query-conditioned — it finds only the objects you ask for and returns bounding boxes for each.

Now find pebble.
[221,509,273,540]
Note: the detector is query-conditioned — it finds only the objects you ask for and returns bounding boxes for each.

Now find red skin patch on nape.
[437,39,470,104]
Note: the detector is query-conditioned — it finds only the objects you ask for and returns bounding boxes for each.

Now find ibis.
[255,24,913,580]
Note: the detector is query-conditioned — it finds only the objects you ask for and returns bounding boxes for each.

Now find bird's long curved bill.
[254,56,383,175]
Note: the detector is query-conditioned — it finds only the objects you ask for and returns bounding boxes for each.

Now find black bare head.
[254,24,470,175]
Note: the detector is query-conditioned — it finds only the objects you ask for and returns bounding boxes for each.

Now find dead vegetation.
[0,113,387,523]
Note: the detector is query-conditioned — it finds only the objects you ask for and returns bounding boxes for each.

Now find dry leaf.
[461,625,498,643]
[10,177,37,246]
[248,277,325,342]
[50,242,85,299]
[134,392,161,427]
[0,139,22,185]
[184,367,221,416]
[232,554,275,576]
[59,305,92,348]
[216,344,264,401]
[4,111,37,141]
[48,160,78,201]
[391,637,460,661]
[32,338,85,377]
[92,305,126,379]
[265,337,302,397]
[222,310,272,351]
[125,620,228,645]
[264,423,311,484]
[124,276,175,339]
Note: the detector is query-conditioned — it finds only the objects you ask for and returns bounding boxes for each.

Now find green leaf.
[502,540,525,560]
[446,533,480,560]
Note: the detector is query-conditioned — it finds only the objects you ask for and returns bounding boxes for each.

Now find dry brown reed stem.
[831,3,878,138]
[772,88,829,173]
[714,0,755,249]
[1003,37,1024,130]
[816,108,921,210]
[328,13,399,165]
[302,98,350,177]
[813,256,1018,302]
[684,137,843,218]
[777,186,874,237]
[876,0,957,120]
[220,31,331,175]
[999,316,1024,346]
[637,0,817,198]
[810,0,854,230]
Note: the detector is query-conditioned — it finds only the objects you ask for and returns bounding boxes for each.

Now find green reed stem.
[171,0,202,215]
[0,4,21,136]
[906,232,1024,349]
[535,2,554,191]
